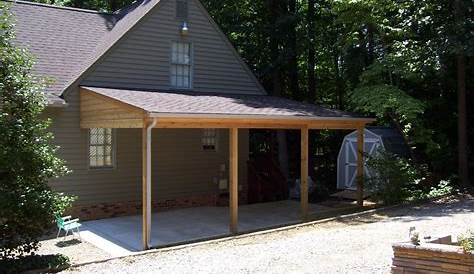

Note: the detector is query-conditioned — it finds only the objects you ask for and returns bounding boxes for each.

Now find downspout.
[145,117,157,249]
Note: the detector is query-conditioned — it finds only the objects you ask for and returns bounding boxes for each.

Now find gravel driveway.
[64,196,473,274]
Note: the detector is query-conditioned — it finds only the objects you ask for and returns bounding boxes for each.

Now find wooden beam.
[152,117,370,130]
[300,126,309,220]
[356,127,365,206]
[80,119,144,129]
[229,128,239,234]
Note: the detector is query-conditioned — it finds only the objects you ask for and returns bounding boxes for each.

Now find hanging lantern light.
[180,21,189,36]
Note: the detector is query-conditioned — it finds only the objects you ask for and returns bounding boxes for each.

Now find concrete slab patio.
[80,200,329,256]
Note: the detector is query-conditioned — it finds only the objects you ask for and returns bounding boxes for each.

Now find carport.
[79,86,374,250]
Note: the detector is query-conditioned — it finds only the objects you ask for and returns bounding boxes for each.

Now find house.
[8,0,373,249]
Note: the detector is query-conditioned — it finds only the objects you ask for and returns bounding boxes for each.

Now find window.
[202,129,217,151]
[170,42,192,89]
[176,0,188,20]
[89,128,114,168]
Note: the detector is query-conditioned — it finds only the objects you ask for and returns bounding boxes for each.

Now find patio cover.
[79,86,374,250]
[80,86,374,129]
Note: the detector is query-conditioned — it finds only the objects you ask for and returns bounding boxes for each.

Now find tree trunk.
[457,53,469,188]
[334,54,344,110]
[268,0,290,179]
[269,0,282,97]
[454,0,470,189]
[287,0,300,100]
[367,23,375,65]
[307,0,316,103]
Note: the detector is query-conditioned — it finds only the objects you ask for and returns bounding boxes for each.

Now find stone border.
[392,240,474,273]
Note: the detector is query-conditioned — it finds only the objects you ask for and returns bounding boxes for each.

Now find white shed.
[337,127,410,190]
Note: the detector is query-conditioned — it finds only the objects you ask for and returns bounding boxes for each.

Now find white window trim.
[201,128,219,152]
[87,128,116,170]
[169,41,194,90]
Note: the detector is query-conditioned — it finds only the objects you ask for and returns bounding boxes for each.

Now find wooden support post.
[142,119,156,250]
[300,126,309,220]
[356,127,365,206]
[229,128,239,234]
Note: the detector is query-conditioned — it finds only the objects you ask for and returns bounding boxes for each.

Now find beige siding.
[81,0,263,95]
[47,87,249,206]
[80,90,144,128]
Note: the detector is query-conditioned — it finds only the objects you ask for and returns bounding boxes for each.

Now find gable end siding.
[81,0,263,95]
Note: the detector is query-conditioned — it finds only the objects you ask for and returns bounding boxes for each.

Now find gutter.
[148,113,376,123]
[144,117,157,248]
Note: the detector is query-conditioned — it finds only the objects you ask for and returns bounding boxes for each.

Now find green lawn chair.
[56,215,82,241]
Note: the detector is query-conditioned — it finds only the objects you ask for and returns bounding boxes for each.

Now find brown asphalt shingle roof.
[9,1,114,102]
[9,0,161,105]
[9,1,371,121]
[83,86,366,119]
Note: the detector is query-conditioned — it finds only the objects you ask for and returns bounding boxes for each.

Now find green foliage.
[458,230,474,253]
[366,151,422,204]
[349,84,425,130]
[0,4,74,260]
[348,62,442,157]
[0,254,70,274]
[366,150,456,204]
[24,0,473,184]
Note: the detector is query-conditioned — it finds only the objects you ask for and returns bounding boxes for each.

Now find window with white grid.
[89,128,114,168]
[202,129,217,151]
[176,0,188,20]
[170,42,192,89]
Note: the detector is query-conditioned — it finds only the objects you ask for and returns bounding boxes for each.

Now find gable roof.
[366,127,411,158]
[8,0,265,105]
[9,0,115,104]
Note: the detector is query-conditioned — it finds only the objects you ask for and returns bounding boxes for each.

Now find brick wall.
[68,190,249,220]
[392,241,474,274]
[68,193,218,220]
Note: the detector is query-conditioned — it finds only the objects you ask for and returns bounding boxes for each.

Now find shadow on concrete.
[332,195,473,227]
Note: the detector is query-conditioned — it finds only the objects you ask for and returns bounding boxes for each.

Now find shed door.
[343,137,381,189]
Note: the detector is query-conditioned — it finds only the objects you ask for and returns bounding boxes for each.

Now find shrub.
[365,150,421,205]
[366,150,456,205]
[409,180,455,201]
[0,254,70,274]
[0,4,74,260]
[458,230,474,253]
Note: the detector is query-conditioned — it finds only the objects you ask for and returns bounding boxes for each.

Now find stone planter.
[392,236,474,274]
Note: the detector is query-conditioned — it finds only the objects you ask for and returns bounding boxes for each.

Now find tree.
[286,0,300,100]
[454,0,470,189]
[0,4,73,259]
[22,0,474,191]
[307,0,316,103]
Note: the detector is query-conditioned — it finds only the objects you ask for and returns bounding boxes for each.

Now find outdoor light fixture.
[180,21,189,36]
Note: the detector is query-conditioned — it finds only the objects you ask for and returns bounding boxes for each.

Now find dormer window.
[170,42,192,89]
